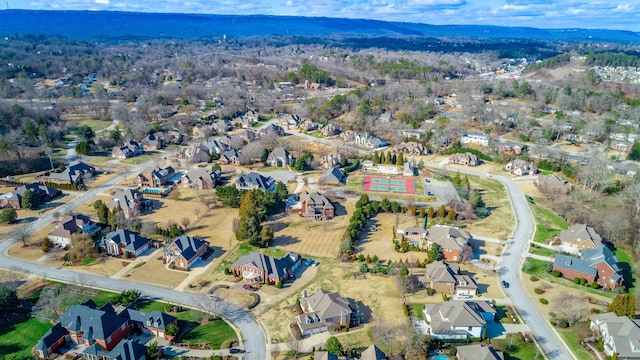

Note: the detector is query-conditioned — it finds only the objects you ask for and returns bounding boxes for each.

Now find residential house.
[181,168,219,189]
[202,139,229,155]
[286,190,335,220]
[136,166,175,188]
[355,133,388,149]
[460,132,490,147]
[552,245,623,289]
[184,143,212,164]
[48,214,100,248]
[379,112,394,123]
[239,129,258,144]
[505,159,537,176]
[424,261,478,297]
[320,153,346,169]
[396,226,427,246]
[111,140,143,159]
[495,144,522,156]
[320,123,341,137]
[266,147,295,167]
[297,290,359,336]
[140,133,164,151]
[34,300,176,360]
[234,112,258,128]
[534,174,572,195]
[213,119,234,134]
[235,172,274,191]
[339,130,357,142]
[108,189,147,219]
[163,130,183,144]
[552,224,603,254]
[0,183,61,209]
[423,300,495,339]
[611,141,633,153]
[319,167,347,185]
[428,225,472,262]
[401,129,426,140]
[192,124,216,138]
[456,344,504,360]
[100,229,153,257]
[361,345,387,360]
[231,252,301,285]
[218,149,243,166]
[163,235,209,270]
[36,161,95,185]
[448,153,480,166]
[299,120,318,132]
[282,114,300,129]
[259,123,285,137]
[394,141,426,155]
[590,312,640,359]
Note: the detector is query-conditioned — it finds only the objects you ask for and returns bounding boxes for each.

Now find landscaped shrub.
[530,276,539,282]
[552,270,561,277]
[276,281,283,289]
[580,278,587,286]
[539,298,549,305]
[590,282,599,289]
[573,278,581,284]
[534,288,544,295]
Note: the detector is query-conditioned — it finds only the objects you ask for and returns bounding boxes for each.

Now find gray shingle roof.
[235,172,274,191]
[56,304,127,342]
[231,252,300,280]
[83,339,147,360]
[320,166,346,184]
[119,306,177,331]
[457,344,504,360]
[164,235,208,263]
[102,229,152,253]
[553,254,598,277]
[361,344,387,360]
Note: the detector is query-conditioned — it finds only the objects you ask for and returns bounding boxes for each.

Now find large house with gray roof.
[286,190,335,220]
[424,300,496,339]
[34,300,176,360]
[99,229,154,258]
[553,245,623,289]
[135,166,175,188]
[231,252,301,285]
[163,235,209,270]
[297,290,359,336]
[48,214,100,248]
[108,189,148,219]
[36,161,95,185]
[424,261,478,297]
[266,147,295,167]
[235,172,275,191]
[319,166,346,185]
[361,344,387,360]
[456,344,504,360]
[427,225,473,262]
[590,312,640,359]
[551,223,603,255]
[0,183,61,209]
[181,168,219,189]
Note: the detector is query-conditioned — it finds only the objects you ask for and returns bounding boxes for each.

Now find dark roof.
[36,323,69,351]
[553,254,598,277]
[165,235,208,262]
[15,183,60,198]
[119,306,177,331]
[232,252,300,280]
[102,229,152,252]
[582,246,621,273]
[236,172,274,191]
[83,339,146,360]
[320,166,346,184]
[57,304,127,342]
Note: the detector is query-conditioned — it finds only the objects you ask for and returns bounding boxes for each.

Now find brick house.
[0,183,61,209]
[163,235,209,270]
[534,174,572,195]
[111,140,143,159]
[231,252,301,285]
[424,301,495,339]
[136,166,175,188]
[235,172,274,191]
[427,225,473,262]
[319,166,346,185]
[181,168,219,189]
[297,290,359,336]
[36,161,95,185]
[552,245,623,289]
[218,149,243,165]
[266,147,295,167]
[448,153,480,166]
[140,133,164,151]
[108,189,147,219]
[34,300,176,359]
[505,159,537,176]
[286,190,335,220]
[424,260,478,297]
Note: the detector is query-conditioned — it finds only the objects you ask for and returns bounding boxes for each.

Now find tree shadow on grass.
[0,343,24,355]
[272,235,301,247]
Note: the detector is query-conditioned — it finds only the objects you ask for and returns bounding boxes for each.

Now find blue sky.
[7,0,640,31]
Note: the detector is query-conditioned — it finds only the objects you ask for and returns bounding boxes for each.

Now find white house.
[423,301,495,339]
[460,132,490,147]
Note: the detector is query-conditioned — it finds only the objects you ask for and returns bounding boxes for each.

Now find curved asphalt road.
[429,165,575,360]
[0,159,266,360]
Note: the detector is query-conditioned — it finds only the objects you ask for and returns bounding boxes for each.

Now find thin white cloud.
[95,0,109,4]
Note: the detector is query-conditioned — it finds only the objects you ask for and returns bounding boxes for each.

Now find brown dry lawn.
[212,287,257,308]
[72,257,129,277]
[358,213,430,264]
[463,176,514,240]
[75,195,113,215]
[123,257,188,288]
[258,259,408,343]
[267,199,355,258]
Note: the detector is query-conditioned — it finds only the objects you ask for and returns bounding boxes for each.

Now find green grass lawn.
[0,315,52,359]
[531,205,568,243]
[529,244,557,257]
[613,247,638,295]
[180,319,237,349]
[557,323,594,360]
[120,151,161,165]
[408,303,425,320]
[522,259,615,299]
[137,301,205,322]
[491,334,543,360]
[71,118,113,132]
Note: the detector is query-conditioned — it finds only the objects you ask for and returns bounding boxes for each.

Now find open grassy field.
[180,319,238,349]
[69,118,113,132]
[267,199,355,258]
[463,176,514,240]
[0,315,53,359]
[530,204,568,243]
[257,259,409,343]
[124,257,188,288]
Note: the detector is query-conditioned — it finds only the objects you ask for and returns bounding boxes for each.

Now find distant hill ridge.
[0,10,639,43]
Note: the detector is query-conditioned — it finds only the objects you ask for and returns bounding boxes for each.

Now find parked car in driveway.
[243,284,258,291]
[229,348,244,354]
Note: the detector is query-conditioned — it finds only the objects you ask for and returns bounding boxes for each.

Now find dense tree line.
[585,51,640,67]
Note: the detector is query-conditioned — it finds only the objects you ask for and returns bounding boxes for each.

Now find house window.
[106,335,112,344]
[121,323,126,330]
[468,326,473,331]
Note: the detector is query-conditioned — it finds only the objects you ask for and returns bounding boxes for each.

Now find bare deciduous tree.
[181,217,191,231]
[554,293,589,327]
[13,225,32,247]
